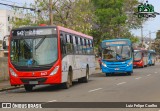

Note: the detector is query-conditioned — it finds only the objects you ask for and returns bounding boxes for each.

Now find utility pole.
[49,0,53,25]
[141,26,144,48]
[149,31,151,50]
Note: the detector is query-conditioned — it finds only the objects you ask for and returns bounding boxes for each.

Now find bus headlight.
[50,66,59,76]
[127,61,133,66]
[9,68,18,77]
[102,62,107,67]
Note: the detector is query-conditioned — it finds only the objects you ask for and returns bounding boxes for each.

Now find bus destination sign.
[105,41,128,45]
[12,28,57,36]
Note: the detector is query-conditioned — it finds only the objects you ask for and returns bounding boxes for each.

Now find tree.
[156,30,160,39]
[11,0,94,35]
[151,39,160,55]
[91,0,143,47]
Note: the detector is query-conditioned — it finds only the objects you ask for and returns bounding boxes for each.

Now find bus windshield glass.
[102,45,131,61]
[10,35,58,67]
[134,51,142,61]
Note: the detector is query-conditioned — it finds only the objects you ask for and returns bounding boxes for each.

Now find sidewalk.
[0,80,22,91]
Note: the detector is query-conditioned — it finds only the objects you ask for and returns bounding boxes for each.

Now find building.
[0,9,24,57]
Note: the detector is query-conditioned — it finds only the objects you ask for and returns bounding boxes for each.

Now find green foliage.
[156,31,160,39]
[12,0,94,35]
[151,39,160,54]
[11,0,143,47]
[91,0,143,47]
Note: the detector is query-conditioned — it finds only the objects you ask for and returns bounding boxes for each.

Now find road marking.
[147,74,151,76]
[88,88,102,92]
[48,100,57,102]
[116,82,126,85]
[135,77,142,80]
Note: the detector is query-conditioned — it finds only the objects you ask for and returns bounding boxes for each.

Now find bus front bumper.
[101,65,133,74]
[133,61,143,67]
[10,74,61,86]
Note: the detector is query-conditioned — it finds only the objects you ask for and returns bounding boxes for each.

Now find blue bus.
[148,50,156,66]
[100,39,133,76]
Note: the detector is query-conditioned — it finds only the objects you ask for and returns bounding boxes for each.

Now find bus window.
[70,35,73,44]
[73,36,78,54]
[60,32,66,56]
[78,37,82,54]
[83,39,87,54]
[66,34,73,54]
[86,39,91,54]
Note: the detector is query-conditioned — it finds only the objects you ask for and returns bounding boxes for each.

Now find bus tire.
[78,66,89,83]
[105,73,110,76]
[62,68,72,89]
[127,72,131,76]
[24,85,33,92]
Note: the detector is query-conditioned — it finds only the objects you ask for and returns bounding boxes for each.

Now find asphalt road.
[1,63,160,111]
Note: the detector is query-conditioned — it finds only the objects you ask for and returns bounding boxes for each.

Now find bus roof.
[101,39,131,47]
[12,25,93,39]
[12,26,57,30]
[57,26,93,39]
[102,39,131,43]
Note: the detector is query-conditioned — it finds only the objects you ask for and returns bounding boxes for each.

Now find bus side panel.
[61,55,95,83]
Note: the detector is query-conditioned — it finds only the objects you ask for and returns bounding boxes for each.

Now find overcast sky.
[131,0,160,39]
[0,0,160,39]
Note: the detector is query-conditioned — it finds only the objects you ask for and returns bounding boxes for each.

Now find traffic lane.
[0,70,141,102]
[0,64,159,103]
[1,66,160,111]
[0,75,135,102]
[58,66,160,102]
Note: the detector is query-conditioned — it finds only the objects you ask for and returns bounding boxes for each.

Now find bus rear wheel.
[24,85,33,92]
[62,69,72,89]
[78,66,89,83]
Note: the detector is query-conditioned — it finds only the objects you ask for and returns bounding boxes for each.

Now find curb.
[0,86,23,92]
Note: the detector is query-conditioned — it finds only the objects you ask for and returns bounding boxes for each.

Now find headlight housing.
[101,62,107,67]
[50,66,59,76]
[127,61,133,66]
[9,68,18,77]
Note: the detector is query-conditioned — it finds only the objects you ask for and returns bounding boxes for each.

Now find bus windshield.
[10,35,58,67]
[102,45,131,61]
[134,51,142,61]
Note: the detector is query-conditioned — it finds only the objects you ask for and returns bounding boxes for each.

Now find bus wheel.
[78,66,89,83]
[105,73,110,76]
[24,85,33,92]
[62,69,72,89]
[127,72,131,76]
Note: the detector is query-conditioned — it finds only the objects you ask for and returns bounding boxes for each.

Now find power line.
[0,0,24,5]
[0,2,40,12]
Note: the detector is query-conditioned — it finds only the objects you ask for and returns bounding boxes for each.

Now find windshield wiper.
[35,37,46,49]
[23,38,32,50]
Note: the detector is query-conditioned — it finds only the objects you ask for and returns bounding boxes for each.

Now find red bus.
[3,26,95,91]
[133,49,148,68]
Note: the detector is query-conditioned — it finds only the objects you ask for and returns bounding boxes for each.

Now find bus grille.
[20,78,47,84]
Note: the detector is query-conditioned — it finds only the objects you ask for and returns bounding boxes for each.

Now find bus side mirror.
[3,41,6,49]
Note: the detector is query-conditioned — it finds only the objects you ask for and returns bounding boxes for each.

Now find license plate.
[115,68,119,70]
[29,81,38,84]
